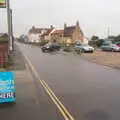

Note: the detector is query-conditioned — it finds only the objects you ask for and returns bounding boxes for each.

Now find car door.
[101,45,107,50]
[107,44,113,51]
[102,44,110,51]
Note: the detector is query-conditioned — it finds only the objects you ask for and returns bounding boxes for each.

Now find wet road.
[17,42,120,120]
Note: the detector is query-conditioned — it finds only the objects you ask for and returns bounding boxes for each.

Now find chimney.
[50,25,54,29]
[76,20,79,27]
[32,26,35,30]
[64,23,67,29]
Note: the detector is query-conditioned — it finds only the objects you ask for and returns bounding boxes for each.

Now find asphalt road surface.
[17,42,120,120]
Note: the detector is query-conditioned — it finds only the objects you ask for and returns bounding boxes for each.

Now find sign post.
[6,0,12,51]
[0,72,16,103]
[0,1,16,103]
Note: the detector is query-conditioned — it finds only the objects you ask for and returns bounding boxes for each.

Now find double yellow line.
[24,54,74,120]
[40,79,74,120]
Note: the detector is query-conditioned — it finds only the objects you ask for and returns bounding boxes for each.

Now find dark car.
[41,43,61,52]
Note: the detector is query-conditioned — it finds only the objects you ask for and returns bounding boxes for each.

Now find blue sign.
[0,72,16,103]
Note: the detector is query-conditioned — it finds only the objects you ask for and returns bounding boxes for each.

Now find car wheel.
[112,49,115,52]
[91,51,93,53]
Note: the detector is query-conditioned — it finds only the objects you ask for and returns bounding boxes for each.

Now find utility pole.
[10,8,14,51]
[7,0,12,52]
[107,26,111,38]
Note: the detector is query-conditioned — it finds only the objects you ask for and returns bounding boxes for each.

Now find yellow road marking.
[39,79,69,120]
[41,80,74,120]
[23,54,75,120]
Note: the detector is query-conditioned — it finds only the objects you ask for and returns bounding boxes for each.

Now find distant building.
[28,22,88,44]
[51,29,64,43]
[28,26,49,43]
[43,26,56,42]
[63,21,88,44]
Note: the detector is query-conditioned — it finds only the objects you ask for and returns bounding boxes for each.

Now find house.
[28,26,49,43]
[43,26,56,42]
[63,21,87,44]
[51,29,64,43]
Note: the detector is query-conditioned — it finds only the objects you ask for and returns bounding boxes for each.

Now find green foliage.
[91,35,99,41]
[115,35,120,41]
[89,39,104,47]
[0,33,9,42]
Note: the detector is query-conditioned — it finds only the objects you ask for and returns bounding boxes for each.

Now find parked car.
[116,43,120,48]
[101,44,120,52]
[74,44,94,53]
[41,43,61,52]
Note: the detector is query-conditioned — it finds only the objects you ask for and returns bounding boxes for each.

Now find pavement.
[10,42,120,120]
[7,45,26,71]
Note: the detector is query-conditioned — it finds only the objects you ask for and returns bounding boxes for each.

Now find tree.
[115,35,120,41]
[108,36,116,40]
[0,33,8,38]
[91,35,99,41]
[19,34,25,42]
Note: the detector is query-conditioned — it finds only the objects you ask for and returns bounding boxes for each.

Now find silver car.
[101,44,120,52]
[75,44,94,53]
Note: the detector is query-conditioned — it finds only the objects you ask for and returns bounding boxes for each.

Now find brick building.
[63,21,84,44]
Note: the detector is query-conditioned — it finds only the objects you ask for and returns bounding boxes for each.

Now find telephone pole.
[10,8,14,51]
[107,27,110,38]
[107,26,111,38]
[7,0,13,51]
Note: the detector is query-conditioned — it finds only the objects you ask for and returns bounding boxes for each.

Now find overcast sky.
[1,0,120,38]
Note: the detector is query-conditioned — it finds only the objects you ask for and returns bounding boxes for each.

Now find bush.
[39,42,48,46]
[89,39,104,47]
[63,46,72,52]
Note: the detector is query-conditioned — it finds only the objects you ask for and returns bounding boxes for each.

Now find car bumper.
[113,49,120,52]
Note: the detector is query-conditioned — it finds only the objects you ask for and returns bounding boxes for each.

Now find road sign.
[0,72,16,103]
[0,0,6,8]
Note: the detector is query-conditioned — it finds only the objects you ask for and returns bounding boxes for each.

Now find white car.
[75,44,94,53]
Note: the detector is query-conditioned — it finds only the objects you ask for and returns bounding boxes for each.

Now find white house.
[28,26,49,43]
